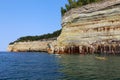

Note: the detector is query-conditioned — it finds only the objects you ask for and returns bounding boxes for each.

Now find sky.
[0,0,68,51]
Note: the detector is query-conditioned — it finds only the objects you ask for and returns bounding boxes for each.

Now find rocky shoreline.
[8,0,120,54]
[50,0,120,54]
[8,40,57,52]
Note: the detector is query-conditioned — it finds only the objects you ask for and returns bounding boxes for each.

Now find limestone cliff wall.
[8,40,57,52]
[55,0,120,54]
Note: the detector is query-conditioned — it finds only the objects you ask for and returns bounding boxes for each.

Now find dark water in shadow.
[0,52,120,80]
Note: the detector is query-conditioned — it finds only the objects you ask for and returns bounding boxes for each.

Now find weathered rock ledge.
[8,0,120,54]
[8,40,57,52]
[49,0,120,54]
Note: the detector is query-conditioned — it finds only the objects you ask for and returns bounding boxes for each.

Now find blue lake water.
[0,52,120,80]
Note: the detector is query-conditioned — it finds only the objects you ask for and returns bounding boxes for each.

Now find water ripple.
[0,52,120,80]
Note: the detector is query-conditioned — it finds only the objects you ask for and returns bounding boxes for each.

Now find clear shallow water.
[0,52,120,80]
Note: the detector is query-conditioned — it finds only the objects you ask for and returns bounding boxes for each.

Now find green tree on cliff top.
[61,0,102,16]
[9,29,62,45]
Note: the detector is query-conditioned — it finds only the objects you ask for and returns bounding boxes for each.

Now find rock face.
[8,0,120,54]
[55,0,120,54]
[8,40,57,52]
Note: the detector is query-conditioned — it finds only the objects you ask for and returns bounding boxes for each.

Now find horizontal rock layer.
[8,40,56,52]
[55,0,120,54]
[8,0,120,54]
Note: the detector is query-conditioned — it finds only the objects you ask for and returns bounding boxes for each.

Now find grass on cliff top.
[9,29,61,45]
[61,0,102,16]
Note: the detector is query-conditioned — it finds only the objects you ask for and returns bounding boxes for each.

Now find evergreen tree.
[68,0,73,7]
[65,4,71,11]
[9,29,62,44]
[61,7,66,16]
[71,0,78,8]
[77,0,82,6]
[61,0,102,16]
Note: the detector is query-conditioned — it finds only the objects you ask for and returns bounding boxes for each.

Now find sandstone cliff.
[8,40,57,52]
[8,0,120,54]
[52,0,120,54]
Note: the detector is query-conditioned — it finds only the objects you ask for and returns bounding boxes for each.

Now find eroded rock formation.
[8,40,57,52]
[8,0,120,54]
[51,0,120,54]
